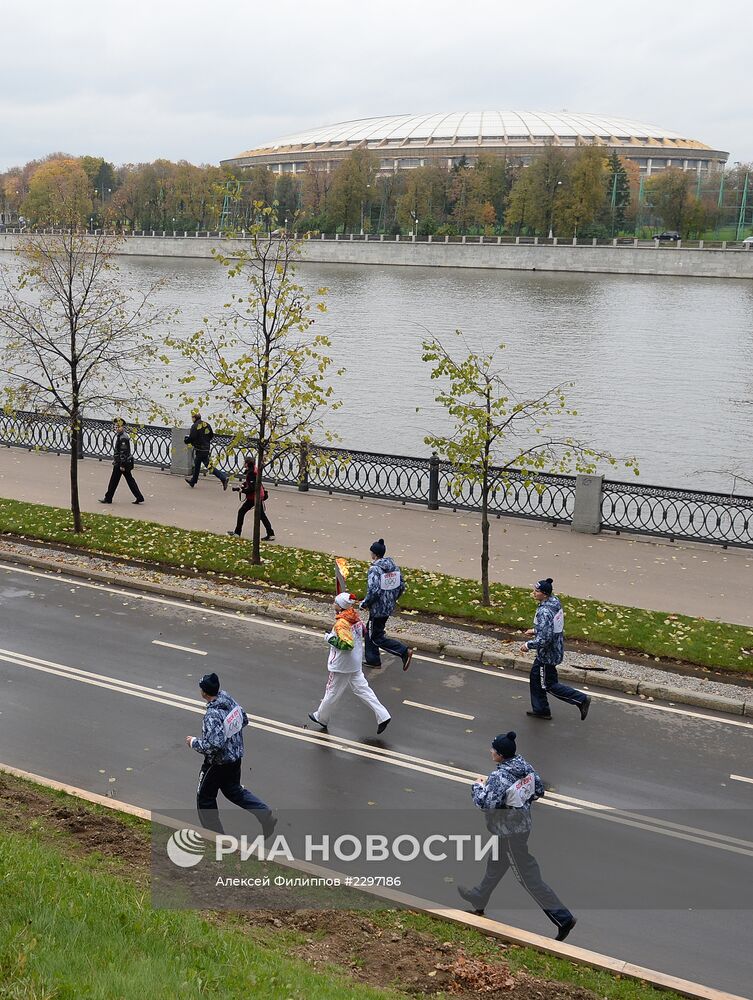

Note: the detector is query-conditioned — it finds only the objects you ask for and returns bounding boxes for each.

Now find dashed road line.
[403,699,475,720]
[152,640,207,655]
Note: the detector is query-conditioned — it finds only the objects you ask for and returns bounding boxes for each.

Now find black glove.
[183,436,190,445]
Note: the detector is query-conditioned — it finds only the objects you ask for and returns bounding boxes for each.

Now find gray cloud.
[1,0,751,170]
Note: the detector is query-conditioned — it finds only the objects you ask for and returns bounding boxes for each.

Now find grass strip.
[0,771,688,1000]
[1,496,752,674]
[0,831,402,1000]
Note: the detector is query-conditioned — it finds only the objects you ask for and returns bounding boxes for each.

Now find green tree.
[603,151,631,234]
[504,166,534,234]
[683,196,710,238]
[447,163,482,232]
[645,168,691,233]
[22,158,93,227]
[274,175,299,228]
[0,233,166,531]
[329,149,377,233]
[529,147,570,236]
[396,166,448,231]
[300,166,331,222]
[165,206,341,563]
[555,147,609,238]
[80,156,117,216]
[474,155,514,225]
[422,332,636,605]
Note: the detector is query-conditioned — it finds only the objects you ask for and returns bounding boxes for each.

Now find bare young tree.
[422,331,638,605]
[166,205,341,563]
[0,231,167,532]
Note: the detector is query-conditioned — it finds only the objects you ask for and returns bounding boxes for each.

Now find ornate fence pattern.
[1,410,752,548]
[437,467,576,523]
[601,480,753,548]
[0,411,171,468]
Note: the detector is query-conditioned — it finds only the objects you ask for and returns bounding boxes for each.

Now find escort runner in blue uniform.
[458,731,577,941]
[360,538,413,671]
[185,672,275,837]
[520,577,591,721]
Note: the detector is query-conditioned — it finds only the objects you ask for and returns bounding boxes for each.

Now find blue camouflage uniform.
[526,595,588,716]
[525,596,565,665]
[464,753,574,930]
[471,754,544,836]
[191,689,248,764]
[361,556,409,666]
[192,689,272,834]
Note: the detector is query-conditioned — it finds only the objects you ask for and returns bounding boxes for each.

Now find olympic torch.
[334,557,349,596]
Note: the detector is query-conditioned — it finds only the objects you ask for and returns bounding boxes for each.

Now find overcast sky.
[1,0,751,171]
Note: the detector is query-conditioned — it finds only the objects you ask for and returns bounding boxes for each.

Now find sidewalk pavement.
[1,448,750,626]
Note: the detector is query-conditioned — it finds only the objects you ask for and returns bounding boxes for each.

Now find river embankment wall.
[1,232,752,278]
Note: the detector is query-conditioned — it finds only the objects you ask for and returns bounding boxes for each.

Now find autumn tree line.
[1,148,751,239]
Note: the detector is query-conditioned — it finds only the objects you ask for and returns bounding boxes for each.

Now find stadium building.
[221,111,728,179]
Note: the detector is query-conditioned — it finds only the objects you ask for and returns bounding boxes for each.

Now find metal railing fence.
[1,410,751,549]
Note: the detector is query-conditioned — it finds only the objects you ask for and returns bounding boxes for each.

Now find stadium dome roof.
[244,111,709,153]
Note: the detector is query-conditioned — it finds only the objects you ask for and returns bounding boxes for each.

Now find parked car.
[742,236,753,247]
[653,231,681,241]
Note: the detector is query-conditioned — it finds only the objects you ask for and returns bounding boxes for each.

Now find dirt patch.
[247,910,594,999]
[0,773,151,879]
[0,773,598,1000]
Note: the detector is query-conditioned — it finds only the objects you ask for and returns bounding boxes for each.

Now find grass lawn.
[1,496,752,674]
[0,771,689,1000]
[0,830,404,1000]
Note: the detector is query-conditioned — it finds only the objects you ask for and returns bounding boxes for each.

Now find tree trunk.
[481,470,490,606]
[70,409,83,533]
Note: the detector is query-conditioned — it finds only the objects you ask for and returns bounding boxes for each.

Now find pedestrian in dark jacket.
[520,578,591,721]
[458,731,577,941]
[99,418,144,505]
[185,672,275,837]
[184,410,229,490]
[227,455,274,540]
[360,538,413,671]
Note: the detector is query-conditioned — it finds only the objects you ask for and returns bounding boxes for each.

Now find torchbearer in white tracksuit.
[308,593,392,735]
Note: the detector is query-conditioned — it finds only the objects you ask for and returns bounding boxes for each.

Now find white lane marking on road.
[152,640,207,656]
[2,561,752,731]
[403,700,475,720]
[730,774,753,785]
[2,646,753,858]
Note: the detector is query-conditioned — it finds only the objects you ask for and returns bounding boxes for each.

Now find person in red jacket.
[227,455,275,541]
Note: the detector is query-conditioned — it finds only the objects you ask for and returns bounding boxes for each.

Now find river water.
[4,252,753,491]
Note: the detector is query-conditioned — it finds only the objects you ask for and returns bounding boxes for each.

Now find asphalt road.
[0,561,752,996]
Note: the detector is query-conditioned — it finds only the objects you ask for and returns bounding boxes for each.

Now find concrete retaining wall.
[2,233,752,279]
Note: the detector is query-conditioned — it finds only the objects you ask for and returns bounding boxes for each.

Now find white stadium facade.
[221,111,728,179]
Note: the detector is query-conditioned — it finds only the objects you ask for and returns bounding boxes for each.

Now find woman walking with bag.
[227,455,275,540]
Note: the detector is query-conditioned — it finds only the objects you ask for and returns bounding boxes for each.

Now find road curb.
[0,761,746,1000]
[0,547,750,719]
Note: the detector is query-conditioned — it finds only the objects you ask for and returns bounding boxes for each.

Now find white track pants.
[315,670,391,725]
